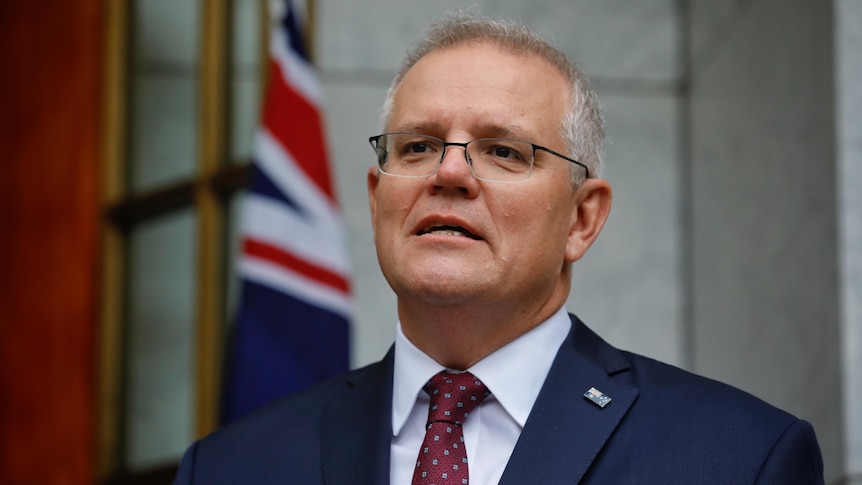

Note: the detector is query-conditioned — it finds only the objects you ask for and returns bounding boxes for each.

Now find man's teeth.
[420,224,480,239]
[429,228,467,237]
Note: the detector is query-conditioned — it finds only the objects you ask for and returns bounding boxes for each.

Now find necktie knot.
[424,371,490,427]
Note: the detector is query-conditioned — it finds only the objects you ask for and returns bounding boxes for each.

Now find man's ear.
[367,166,380,231]
[565,178,612,263]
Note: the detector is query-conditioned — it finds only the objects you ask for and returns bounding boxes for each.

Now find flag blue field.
[222,0,351,423]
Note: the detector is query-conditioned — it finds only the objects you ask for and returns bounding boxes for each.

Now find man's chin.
[396,269,489,305]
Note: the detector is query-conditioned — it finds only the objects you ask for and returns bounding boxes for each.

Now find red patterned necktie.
[412,371,491,485]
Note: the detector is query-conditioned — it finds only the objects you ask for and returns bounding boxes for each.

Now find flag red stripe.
[262,59,336,201]
[243,238,350,294]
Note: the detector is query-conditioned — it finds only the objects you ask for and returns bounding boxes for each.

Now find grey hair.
[380,11,606,182]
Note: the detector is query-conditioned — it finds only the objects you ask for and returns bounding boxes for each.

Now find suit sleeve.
[754,419,824,485]
[173,441,199,485]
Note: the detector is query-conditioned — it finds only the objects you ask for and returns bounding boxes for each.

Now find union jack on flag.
[222,0,351,423]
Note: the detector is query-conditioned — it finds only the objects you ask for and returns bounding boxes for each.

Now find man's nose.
[439,144,473,176]
[430,144,479,195]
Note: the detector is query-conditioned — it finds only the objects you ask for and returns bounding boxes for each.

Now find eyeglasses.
[368,133,590,182]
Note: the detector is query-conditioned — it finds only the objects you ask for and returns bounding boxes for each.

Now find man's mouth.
[418,225,482,240]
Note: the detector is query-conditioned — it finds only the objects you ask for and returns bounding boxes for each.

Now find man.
[175,12,823,484]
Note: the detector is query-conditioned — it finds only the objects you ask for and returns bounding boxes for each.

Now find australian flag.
[222,0,352,423]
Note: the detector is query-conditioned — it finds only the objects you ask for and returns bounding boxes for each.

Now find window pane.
[129,0,201,192]
[230,0,264,162]
[224,191,246,330]
[129,76,199,192]
[133,0,200,64]
[126,208,197,469]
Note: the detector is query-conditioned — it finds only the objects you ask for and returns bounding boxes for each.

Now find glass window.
[129,0,201,193]
[126,209,197,469]
[230,0,264,162]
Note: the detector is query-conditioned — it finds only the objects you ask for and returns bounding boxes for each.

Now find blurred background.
[0,0,859,484]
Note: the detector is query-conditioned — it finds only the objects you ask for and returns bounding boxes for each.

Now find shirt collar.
[392,323,446,436]
[392,307,571,436]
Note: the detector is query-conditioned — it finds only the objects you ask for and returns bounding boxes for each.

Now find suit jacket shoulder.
[604,348,823,483]
[173,351,394,485]
[499,314,824,484]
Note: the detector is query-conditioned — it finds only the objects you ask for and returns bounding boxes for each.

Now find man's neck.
[397,283,570,370]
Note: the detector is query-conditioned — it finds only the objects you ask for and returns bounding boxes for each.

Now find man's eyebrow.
[387,122,530,139]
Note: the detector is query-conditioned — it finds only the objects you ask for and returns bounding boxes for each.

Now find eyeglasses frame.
[368,132,590,181]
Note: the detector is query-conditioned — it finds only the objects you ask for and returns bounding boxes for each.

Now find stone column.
[688,0,857,481]
[836,1,862,483]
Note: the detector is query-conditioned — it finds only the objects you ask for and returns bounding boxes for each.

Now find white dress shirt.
[390,307,571,485]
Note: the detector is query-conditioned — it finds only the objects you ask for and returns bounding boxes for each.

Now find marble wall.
[688,0,844,481]
[837,1,862,482]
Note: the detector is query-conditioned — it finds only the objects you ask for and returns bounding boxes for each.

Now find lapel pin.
[584,387,612,408]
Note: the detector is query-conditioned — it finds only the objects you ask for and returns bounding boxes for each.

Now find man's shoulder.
[610,346,822,472]
[621,349,796,425]
[567,314,800,429]
[175,360,389,484]
[580,348,824,482]
[211,360,384,444]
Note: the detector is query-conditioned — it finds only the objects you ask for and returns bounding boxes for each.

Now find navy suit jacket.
[174,314,824,484]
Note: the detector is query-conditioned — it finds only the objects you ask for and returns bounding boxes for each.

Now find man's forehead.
[386,41,570,148]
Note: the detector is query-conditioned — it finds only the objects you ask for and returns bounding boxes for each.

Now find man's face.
[368,42,583,313]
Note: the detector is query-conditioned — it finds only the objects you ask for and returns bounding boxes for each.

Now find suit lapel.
[499,315,639,484]
[321,348,394,485]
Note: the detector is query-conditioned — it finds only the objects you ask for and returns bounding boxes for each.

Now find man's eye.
[409,143,429,153]
[488,144,527,161]
[493,146,513,158]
